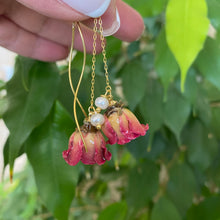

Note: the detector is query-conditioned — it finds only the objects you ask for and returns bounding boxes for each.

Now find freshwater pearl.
[90,113,105,127]
[95,97,109,110]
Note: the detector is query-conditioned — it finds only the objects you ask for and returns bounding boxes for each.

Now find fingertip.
[113,0,144,42]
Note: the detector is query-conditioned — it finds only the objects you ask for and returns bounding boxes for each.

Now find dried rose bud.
[102,103,149,145]
[63,123,111,166]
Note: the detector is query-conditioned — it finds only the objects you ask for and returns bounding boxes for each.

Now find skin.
[0,0,144,61]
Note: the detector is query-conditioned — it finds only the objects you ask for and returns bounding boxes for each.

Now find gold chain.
[98,17,112,99]
[89,18,98,115]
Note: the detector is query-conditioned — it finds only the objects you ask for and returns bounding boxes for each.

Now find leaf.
[126,132,166,161]
[206,147,220,186]
[166,163,198,215]
[186,196,220,220]
[0,79,5,90]
[166,0,209,91]
[207,0,220,31]
[178,69,198,105]
[125,0,167,17]
[196,38,220,90]
[0,166,39,220]
[106,36,122,57]
[127,41,140,60]
[121,57,149,110]
[211,107,220,139]
[139,78,164,134]
[194,90,212,126]
[26,102,78,220]
[3,57,60,170]
[151,197,181,220]
[98,202,127,220]
[204,81,220,102]
[3,137,25,173]
[182,119,218,171]
[164,88,191,144]
[0,97,8,118]
[126,160,159,209]
[155,29,179,93]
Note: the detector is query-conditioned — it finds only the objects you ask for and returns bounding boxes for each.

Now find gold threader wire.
[68,23,87,118]
[69,22,88,152]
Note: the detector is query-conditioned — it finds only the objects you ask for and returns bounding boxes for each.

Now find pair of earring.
[63,18,149,166]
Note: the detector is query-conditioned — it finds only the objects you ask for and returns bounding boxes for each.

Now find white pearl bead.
[90,113,105,127]
[95,97,109,110]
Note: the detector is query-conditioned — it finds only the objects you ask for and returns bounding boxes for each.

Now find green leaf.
[151,197,181,220]
[166,0,209,91]
[26,102,78,220]
[106,36,122,57]
[196,38,220,90]
[0,166,39,220]
[166,163,197,215]
[127,41,140,60]
[139,78,164,134]
[207,0,220,31]
[127,132,166,161]
[3,57,60,170]
[121,57,148,110]
[206,147,220,186]
[182,119,218,171]
[125,0,167,17]
[186,196,220,220]
[194,90,212,126]
[179,69,198,105]
[3,137,25,173]
[98,202,127,220]
[0,79,5,90]
[204,81,220,102]
[164,88,191,144]
[211,107,220,139]
[126,160,159,209]
[0,97,8,118]
[155,29,179,93]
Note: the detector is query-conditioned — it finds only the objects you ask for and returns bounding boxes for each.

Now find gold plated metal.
[69,22,88,151]
[98,17,112,99]
[68,23,87,118]
[88,18,98,116]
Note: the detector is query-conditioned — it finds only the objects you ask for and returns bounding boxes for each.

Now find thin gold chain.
[98,17,112,98]
[89,18,98,115]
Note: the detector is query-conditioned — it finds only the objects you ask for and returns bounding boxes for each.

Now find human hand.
[0,0,144,61]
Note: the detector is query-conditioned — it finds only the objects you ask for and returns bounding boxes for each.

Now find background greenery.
[1,0,220,219]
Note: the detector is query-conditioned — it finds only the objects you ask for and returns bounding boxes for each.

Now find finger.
[16,0,119,36]
[82,0,120,37]
[6,1,103,52]
[15,0,111,20]
[16,0,144,41]
[113,0,145,42]
[65,0,144,41]
[0,16,68,61]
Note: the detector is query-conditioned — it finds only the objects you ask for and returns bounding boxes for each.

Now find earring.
[62,22,111,166]
[89,17,149,146]
[63,17,149,167]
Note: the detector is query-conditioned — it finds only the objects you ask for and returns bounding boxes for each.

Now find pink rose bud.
[63,123,112,166]
[102,104,149,145]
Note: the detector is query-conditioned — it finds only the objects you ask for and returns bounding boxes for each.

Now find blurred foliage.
[1,0,220,219]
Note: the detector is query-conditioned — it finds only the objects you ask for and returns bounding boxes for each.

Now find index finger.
[15,0,109,20]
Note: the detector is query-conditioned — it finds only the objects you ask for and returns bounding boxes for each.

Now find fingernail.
[103,8,120,36]
[61,0,111,17]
